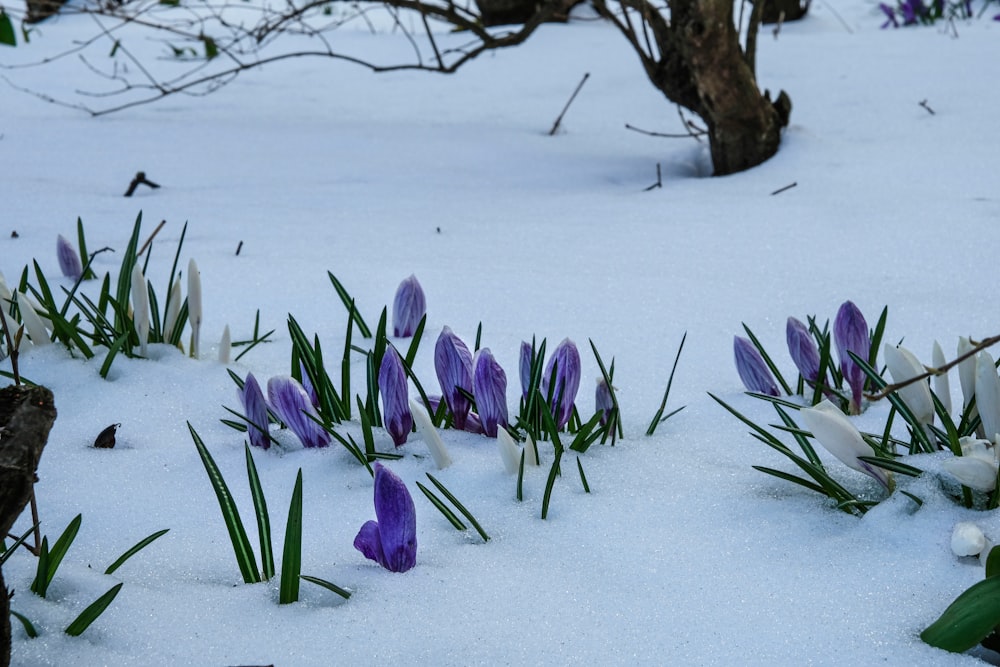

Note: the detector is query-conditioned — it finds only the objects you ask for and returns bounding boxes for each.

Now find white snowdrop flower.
[975,351,1000,444]
[884,344,934,428]
[798,400,890,489]
[219,325,231,364]
[16,292,50,347]
[952,522,987,557]
[409,397,451,470]
[131,265,149,357]
[496,427,521,475]
[187,259,202,358]
[942,436,999,492]
[958,337,977,412]
[932,341,951,416]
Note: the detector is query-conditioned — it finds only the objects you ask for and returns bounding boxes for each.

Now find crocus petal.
[932,340,951,416]
[833,300,869,414]
[409,398,451,469]
[496,427,521,475]
[57,234,83,281]
[353,520,385,565]
[187,259,202,359]
[976,351,1000,443]
[131,265,149,357]
[786,317,821,384]
[219,325,231,364]
[958,337,977,411]
[392,274,426,338]
[952,522,987,557]
[162,278,182,344]
[543,338,581,429]
[16,292,50,347]
[798,399,889,488]
[733,336,780,397]
[379,347,413,447]
[434,326,474,430]
[267,375,330,448]
[958,436,996,464]
[942,456,998,492]
[524,434,539,466]
[595,378,615,426]
[240,372,270,450]
[473,348,508,438]
[519,341,533,400]
[298,361,320,409]
[371,463,417,573]
[883,344,934,426]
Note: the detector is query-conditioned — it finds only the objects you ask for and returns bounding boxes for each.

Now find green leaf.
[576,456,591,493]
[921,576,1000,652]
[425,473,489,542]
[540,447,563,520]
[415,481,466,531]
[0,10,17,47]
[301,574,351,600]
[0,523,38,567]
[104,528,169,575]
[986,546,1000,579]
[327,272,371,337]
[279,470,303,604]
[752,466,827,494]
[10,610,37,638]
[742,323,792,394]
[100,332,130,379]
[64,583,124,636]
[646,332,687,435]
[189,422,261,583]
[245,445,274,581]
[516,448,525,502]
[856,455,923,478]
[201,34,218,60]
[32,514,82,597]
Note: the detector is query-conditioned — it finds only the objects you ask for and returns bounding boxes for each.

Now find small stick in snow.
[137,219,167,257]
[549,72,590,136]
[643,163,663,191]
[235,240,243,256]
[770,182,797,196]
[919,99,936,115]
[124,171,161,197]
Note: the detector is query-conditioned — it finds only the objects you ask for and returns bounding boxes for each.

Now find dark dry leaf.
[94,423,120,448]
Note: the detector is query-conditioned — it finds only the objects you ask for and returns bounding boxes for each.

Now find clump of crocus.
[354,463,417,573]
[473,348,507,438]
[379,346,413,446]
[434,326,474,429]
[595,378,615,426]
[240,372,270,450]
[833,300,870,414]
[543,338,581,430]
[733,336,779,397]
[392,274,425,338]
[267,376,330,448]
[56,235,83,281]
[786,317,822,385]
[798,400,891,489]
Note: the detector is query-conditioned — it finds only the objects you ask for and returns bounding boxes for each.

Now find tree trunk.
[0,385,57,667]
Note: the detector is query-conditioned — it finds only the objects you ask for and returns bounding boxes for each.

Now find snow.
[2,2,999,664]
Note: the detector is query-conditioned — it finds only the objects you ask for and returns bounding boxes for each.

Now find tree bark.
[0,385,57,667]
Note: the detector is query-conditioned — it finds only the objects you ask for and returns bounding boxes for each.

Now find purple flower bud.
[392,274,426,338]
[266,376,330,448]
[379,346,413,447]
[57,235,83,281]
[434,326,474,430]
[543,338,581,430]
[473,348,508,438]
[354,463,417,573]
[733,336,780,396]
[833,300,870,414]
[786,317,822,384]
[519,341,533,400]
[595,378,614,426]
[878,2,899,27]
[240,372,270,450]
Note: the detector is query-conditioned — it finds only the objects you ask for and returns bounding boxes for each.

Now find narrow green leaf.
[64,583,124,636]
[327,272,371,337]
[188,422,261,583]
[899,490,924,508]
[540,447,563,520]
[202,34,218,59]
[10,610,37,638]
[100,332,130,379]
[300,574,352,600]
[516,448,525,502]
[646,332,687,435]
[245,445,275,581]
[37,514,82,596]
[341,300,356,418]
[986,546,1000,579]
[742,323,792,394]
[104,528,169,575]
[415,481,466,531]
[921,576,1000,653]
[0,10,17,47]
[856,455,923,478]
[752,465,828,494]
[404,314,426,368]
[0,523,38,567]
[426,473,489,542]
[279,470,303,604]
[576,456,591,493]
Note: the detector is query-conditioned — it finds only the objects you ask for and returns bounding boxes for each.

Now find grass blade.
[415,481,466,531]
[301,574,352,600]
[104,528,170,575]
[64,583,123,636]
[245,445,275,581]
[10,610,38,638]
[646,332,687,435]
[742,323,792,395]
[540,447,563,520]
[576,456,591,493]
[279,469,304,604]
[327,272,371,337]
[425,473,489,542]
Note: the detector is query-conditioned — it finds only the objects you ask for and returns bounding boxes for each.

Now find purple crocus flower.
[519,341,533,400]
[473,348,508,438]
[392,274,425,338]
[56,235,83,281]
[267,376,330,448]
[734,336,780,397]
[542,338,581,430]
[240,372,270,450]
[595,378,614,426]
[434,326,474,430]
[878,2,899,27]
[379,346,413,447]
[833,300,870,415]
[354,463,417,573]
[786,317,822,384]
[423,396,484,434]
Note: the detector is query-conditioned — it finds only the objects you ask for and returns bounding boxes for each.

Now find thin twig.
[643,163,662,191]
[770,182,797,195]
[625,123,705,139]
[868,334,1000,401]
[549,72,590,136]
[919,99,936,115]
[137,219,167,257]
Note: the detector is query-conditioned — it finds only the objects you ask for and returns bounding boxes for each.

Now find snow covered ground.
[2,2,1000,664]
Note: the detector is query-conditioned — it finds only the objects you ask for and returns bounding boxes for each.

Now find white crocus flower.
[952,522,987,557]
[187,259,202,358]
[884,344,934,427]
[16,292,50,347]
[941,436,999,491]
[932,340,951,416]
[958,336,978,412]
[162,278,182,344]
[975,351,1000,444]
[798,399,891,489]
[131,265,149,357]
[496,427,521,475]
[524,434,539,466]
[409,398,451,470]
[219,325,231,364]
